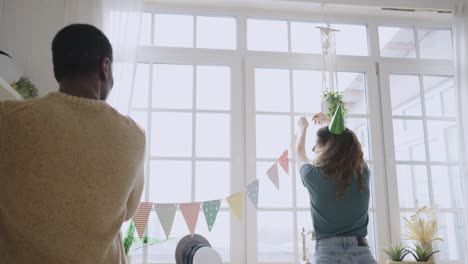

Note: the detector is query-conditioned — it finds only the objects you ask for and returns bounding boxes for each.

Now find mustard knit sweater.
[0,92,146,264]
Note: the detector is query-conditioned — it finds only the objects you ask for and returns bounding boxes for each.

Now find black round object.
[175,234,211,264]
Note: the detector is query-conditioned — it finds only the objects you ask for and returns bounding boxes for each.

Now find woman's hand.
[312,112,330,125]
[298,117,309,131]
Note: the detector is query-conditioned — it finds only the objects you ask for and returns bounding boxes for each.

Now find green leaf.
[13,77,38,100]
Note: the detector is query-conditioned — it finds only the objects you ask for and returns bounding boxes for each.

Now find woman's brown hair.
[313,126,366,200]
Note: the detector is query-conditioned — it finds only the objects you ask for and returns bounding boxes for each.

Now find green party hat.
[328,104,345,135]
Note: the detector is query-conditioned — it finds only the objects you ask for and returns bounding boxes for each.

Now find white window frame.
[137,2,465,263]
[244,54,388,263]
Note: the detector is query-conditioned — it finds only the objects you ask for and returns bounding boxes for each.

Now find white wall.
[0,0,65,96]
[0,0,3,37]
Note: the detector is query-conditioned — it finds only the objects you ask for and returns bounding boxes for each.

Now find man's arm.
[125,160,145,221]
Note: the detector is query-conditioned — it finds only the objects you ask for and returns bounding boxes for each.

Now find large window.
[121,4,466,264]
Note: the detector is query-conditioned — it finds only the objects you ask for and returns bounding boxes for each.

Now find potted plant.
[321,90,347,119]
[409,242,440,263]
[403,206,442,261]
[10,76,38,99]
[384,243,411,263]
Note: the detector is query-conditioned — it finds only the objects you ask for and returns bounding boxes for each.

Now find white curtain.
[64,0,143,115]
[453,1,468,261]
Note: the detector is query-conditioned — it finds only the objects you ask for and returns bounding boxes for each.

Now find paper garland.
[132,138,296,237]
[202,200,222,232]
[278,150,289,175]
[267,162,280,189]
[180,202,201,236]
[246,179,260,208]
[154,203,178,239]
[133,202,153,238]
[227,192,244,222]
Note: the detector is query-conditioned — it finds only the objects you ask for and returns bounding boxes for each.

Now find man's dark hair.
[52,24,113,82]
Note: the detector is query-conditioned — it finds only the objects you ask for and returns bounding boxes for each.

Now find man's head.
[52,24,113,100]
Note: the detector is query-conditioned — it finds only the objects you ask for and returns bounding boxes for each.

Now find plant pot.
[321,99,329,115]
[126,255,132,264]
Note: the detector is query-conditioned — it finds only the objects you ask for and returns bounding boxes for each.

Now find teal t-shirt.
[300,163,370,240]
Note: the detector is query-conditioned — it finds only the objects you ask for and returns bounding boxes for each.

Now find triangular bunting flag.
[278,150,289,175]
[202,200,222,232]
[133,202,153,238]
[267,162,280,189]
[227,192,244,222]
[154,203,178,239]
[180,202,201,236]
[246,179,260,209]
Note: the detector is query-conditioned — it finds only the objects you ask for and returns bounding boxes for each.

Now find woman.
[296,106,375,264]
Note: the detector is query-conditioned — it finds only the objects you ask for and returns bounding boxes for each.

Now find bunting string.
[131,139,295,239]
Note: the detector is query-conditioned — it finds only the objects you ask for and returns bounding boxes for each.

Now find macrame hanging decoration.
[316,26,347,121]
[317,26,339,94]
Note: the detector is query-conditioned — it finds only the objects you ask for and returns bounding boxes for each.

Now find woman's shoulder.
[299,162,321,177]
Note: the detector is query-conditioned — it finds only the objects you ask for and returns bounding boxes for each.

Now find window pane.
[255,68,290,112]
[195,161,230,202]
[248,19,288,52]
[392,120,426,161]
[379,27,416,58]
[427,121,458,162]
[257,162,292,208]
[347,118,371,160]
[129,111,148,134]
[110,63,133,112]
[256,115,291,158]
[291,22,323,54]
[431,166,463,208]
[418,29,453,60]
[139,13,152,45]
[368,165,375,208]
[399,211,414,242]
[151,112,192,157]
[389,75,422,116]
[153,64,193,109]
[292,70,322,114]
[424,76,456,117]
[196,113,230,157]
[368,212,378,258]
[338,72,367,114]
[435,213,465,260]
[396,165,429,208]
[131,63,150,108]
[196,212,231,261]
[196,66,231,110]
[258,212,294,262]
[196,16,236,50]
[154,14,193,48]
[150,160,191,202]
[297,211,315,261]
[332,24,368,56]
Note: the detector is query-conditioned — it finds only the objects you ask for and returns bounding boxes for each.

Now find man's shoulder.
[125,116,146,138]
[0,98,40,117]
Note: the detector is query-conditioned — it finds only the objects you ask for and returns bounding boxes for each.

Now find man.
[0,24,145,263]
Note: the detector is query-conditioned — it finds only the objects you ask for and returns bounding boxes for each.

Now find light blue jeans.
[313,237,376,264]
